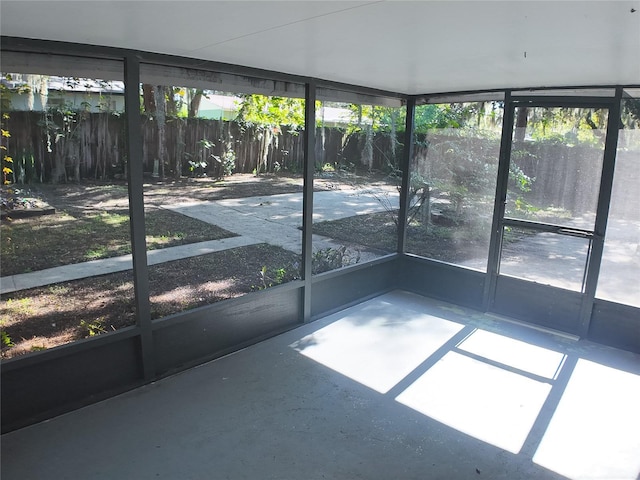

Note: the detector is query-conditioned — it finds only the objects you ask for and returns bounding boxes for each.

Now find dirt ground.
[0,172,382,358]
[1,171,488,358]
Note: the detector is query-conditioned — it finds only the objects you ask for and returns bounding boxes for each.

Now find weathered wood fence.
[6,111,636,220]
[4,111,400,182]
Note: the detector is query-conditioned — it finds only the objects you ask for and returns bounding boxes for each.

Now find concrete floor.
[2,291,640,480]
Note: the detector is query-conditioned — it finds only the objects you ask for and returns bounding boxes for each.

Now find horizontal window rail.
[502,218,594,238]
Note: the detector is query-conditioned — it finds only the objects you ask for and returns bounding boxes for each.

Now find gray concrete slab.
[164,188,397,260]
[213,189,398,226]
[2,291,639,479]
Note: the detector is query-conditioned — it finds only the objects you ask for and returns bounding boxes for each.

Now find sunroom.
[1,1,639,478]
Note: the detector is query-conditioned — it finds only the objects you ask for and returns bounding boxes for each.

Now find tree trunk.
[188,89,203,118]
[514,107,529,142]
[175,118,184,178]
[153,85,167,179]
[361,123,373,170]
[38,76,48,111]
[387,108,399,169]
[52,138,67,184]
[142,84,156,113]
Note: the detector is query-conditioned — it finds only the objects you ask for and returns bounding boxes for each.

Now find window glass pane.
[596,96,640,307]
[499,227,590,292]
[507,106,607,229]
[139,64,304,319]
[406,101,502,271]
[312,96,405,274]
[1,56,133,358]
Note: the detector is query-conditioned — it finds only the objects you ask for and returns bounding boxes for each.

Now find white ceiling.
[1,1,639,95]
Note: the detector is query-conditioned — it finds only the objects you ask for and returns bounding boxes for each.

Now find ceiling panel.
[1,1,639,95]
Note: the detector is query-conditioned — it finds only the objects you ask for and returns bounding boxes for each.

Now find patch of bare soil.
[142,173,307,206]
[1,243,300,359]
[0,171,396,358]
[313,211,490,264]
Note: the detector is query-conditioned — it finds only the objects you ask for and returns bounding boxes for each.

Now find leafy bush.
[312,246,360,274]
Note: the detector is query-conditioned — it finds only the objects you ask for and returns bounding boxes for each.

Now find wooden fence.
[4,111,400,182]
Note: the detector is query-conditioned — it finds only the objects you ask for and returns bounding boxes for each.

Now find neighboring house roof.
[197,93,242,119]
[203,93,241,111]
[317,106,371,126]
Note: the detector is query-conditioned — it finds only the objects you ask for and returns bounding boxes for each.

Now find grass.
[1,208,236,276]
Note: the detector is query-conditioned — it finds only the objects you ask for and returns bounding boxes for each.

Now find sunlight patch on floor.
[457,328,566,379]
[290,293,640,477]
[533,359,640,480]
[396,351,552,453]
[290,299,464,394]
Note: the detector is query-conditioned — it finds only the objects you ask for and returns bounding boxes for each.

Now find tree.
[187,89,204,118]
[342,103,406,172]
[622,98,640,128]
[142,84,170,178]
[514,107,529,143]
[236,94,305,174]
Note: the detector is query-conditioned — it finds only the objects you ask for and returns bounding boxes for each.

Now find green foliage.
[1,328,14,348]
[332,103,406,173]
[3,297,33,315]
[1,113,13,185]
[186,138,218,176]
[415,104,465,132]
[317,161,355,174]
[0,75,14,111]
[236,94,304,174]
[508,157,534,193]
[522,107,608,147]
[622,98,640,128]
[312,246,360,274]
[414,102,502,134]
[220,147,236,177]
[80,319,107,337]
[237,94,305,130]
[409,102,505,229]
[254,264,298,290]
[85,246,108,260]
[254,246,362,288]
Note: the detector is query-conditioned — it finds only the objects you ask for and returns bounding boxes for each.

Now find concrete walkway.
[0,236,261,294]
[4,186,636,305]
[165,189,396,253]
[1,188,398,294]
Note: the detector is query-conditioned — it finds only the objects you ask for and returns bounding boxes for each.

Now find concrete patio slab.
[3,291,638,479]
[164,188,397,259]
